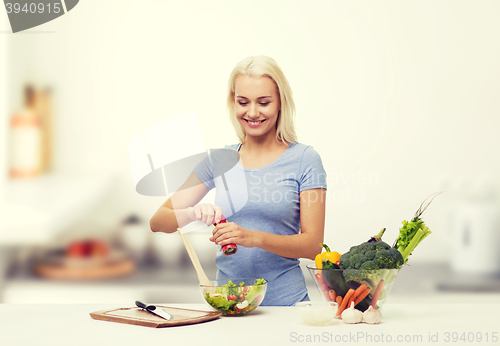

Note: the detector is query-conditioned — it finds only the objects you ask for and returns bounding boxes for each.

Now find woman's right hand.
[187,203,223,226]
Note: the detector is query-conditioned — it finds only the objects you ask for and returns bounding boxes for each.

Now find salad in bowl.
[200,278,267,316]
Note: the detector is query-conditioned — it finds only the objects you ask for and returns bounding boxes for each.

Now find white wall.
[0,17,9,198]
[3,0,500,263]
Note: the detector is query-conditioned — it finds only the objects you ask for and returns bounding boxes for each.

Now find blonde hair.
[226,56,297,145]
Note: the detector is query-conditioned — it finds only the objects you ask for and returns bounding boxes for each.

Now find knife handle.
[135,300,148,310]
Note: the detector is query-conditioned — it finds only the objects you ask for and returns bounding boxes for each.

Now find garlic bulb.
[341,302,363,324]
[363,306,382,324]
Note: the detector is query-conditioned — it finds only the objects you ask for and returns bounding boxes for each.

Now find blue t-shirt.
[193,142,327,306]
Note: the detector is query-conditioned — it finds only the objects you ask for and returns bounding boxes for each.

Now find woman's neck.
[238,135,289,169]
[241,134,287,153]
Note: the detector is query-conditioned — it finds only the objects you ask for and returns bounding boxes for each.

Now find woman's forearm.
[255,231,323,260]
[150,206,192,234]
[150,173,212,233]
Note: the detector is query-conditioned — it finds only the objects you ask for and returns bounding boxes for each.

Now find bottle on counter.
[9,85,42,179]
[36,87,53,173]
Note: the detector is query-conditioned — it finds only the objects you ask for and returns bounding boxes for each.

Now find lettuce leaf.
[205,293,236,311]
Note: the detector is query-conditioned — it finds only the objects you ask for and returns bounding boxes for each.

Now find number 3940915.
[5,3,62,14]
[444,332,498,343]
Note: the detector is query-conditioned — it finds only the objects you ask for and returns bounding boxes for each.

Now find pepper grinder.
[214,215,238,256]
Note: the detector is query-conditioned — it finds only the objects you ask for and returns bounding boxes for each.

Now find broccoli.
[339,240,403,270]
[338,237,404,307]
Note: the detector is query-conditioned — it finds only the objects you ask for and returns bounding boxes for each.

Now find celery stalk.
[393,193,440,264]
[399,226,431,263]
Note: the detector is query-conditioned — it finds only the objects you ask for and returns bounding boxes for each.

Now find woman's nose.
[248,103,258,118]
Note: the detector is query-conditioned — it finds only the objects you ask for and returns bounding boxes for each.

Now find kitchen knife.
[135,301,172,320]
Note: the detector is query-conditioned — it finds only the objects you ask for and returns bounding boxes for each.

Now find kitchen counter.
[0,303,498,345]
[4,261,500,304]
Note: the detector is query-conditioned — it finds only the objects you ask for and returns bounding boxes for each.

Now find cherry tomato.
[67,242,86,257]
[315,273,326,286]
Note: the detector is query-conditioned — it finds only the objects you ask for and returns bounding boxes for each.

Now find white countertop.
[0,303,498,346]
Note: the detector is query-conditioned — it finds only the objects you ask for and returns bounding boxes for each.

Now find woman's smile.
[244,119,266,127]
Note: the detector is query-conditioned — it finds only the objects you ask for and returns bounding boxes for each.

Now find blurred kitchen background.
[1,1,500,304]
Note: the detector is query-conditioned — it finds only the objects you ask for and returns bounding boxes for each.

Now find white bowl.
[295,301,338,325]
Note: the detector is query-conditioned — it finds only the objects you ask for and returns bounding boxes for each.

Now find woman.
[150,56,327,306]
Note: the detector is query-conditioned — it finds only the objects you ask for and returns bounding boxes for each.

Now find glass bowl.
[200,278,267,316]
[295,301,338,325]
[307,266,401,312]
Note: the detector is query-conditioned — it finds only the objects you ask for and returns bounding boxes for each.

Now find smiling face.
[234,75,281,141]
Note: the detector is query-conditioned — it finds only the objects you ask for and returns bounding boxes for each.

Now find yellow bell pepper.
[315,243,341,269]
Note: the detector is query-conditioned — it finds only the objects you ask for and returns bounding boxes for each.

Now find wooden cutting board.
[90,306,222,328]
[34,250,135,280]
[35,258,135,280]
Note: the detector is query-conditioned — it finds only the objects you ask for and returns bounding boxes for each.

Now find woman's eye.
[237,101,269,106]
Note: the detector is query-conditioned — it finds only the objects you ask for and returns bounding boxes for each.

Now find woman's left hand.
[210,222,259,248]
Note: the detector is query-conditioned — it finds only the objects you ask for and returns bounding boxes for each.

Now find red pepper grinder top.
[213,215,238,256]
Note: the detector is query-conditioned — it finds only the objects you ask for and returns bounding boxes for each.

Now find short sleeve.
[299,146,327,192]
[193,154,215,189]
[193,145,240,190]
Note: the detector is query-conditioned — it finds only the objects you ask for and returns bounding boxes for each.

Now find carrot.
[353,287,371,306]
[347,284,367,307]
[328,289,337,302]
[336,295,342,306]
[335,296,343,316]
[370,279,385,308]
[336,288,355,317]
